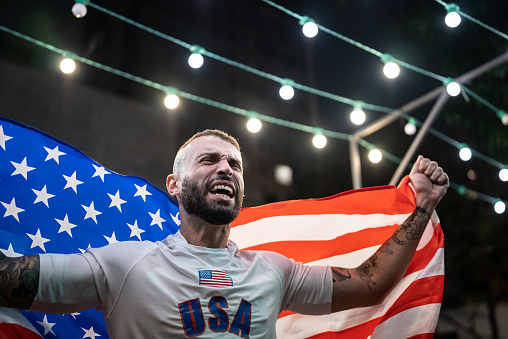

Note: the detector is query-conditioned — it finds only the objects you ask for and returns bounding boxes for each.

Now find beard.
[179,175,243,225]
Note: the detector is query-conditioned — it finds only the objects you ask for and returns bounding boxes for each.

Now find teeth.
[211,184,234,198]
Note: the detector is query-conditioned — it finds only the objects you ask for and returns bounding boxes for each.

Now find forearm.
[0,251,40,309]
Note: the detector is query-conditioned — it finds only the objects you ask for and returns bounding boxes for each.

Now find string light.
[188,45,204,69]
[368,148,383,163]
[299,16,318,38]
[381,54,400,79]
[72,0,88,18]
[404,118,417,135]
[279,79,295,100]
[444,4,461,28]
[350,103,366,125]
[444,78,461,96]
[499,167,508,182]
[164,87,180,109]
[497,109,508,126]
[494,200,506,214]
[459,144,472,161]
[246,112,262,133]
[60,51,77,74]
[312,129,327,149]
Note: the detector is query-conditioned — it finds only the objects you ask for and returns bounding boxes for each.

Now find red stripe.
[0,323,42,339]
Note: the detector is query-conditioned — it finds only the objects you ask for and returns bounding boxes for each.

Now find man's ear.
[166,174,181,197]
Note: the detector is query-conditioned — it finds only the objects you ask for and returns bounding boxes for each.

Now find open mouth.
[209,183,235,199]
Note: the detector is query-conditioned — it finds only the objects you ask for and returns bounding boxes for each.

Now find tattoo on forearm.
[331,267,351,283]
[0,254,40,309]
[356,255,377,290]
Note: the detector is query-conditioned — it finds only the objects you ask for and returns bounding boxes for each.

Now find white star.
[134,184,152,202]
[55,214,78,237]
[11,157,35,180]
[70,312,81,319]
[27,229,50,252]
[63,171,84,194]
[0,125,13,150]
[78,244,92,254]
[108,190,126,212]
[82,202,102,224]
[1,197,25,222]
[104,232,119,245]
[32,185,55,207]
[82,326,101,339]
[44,145,66,164]
[36,315,56,336]
[0,243,22,257]
[127,220,145,241]
[149,209,166,230]
[92,164,110,182]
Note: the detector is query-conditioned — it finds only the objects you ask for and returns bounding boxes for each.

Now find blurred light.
[404,119,417,135]
[467,169,477,181]
[445,4,461,28]
[279,84,294,100]
[350,107,366,125]
[499,168,508,182]
[188,53,204,69]
[164,94,180,109]
[459,145,472,161]
[446,81,461,96]
[71,2,87,18]
[497,110,508,126]
[312,133,327,149]
[246,118,262,133]
[274,164,293,186]
[302,22,318,38]
[368,149,382,163]
[383,62,400,79]
[494,200,506,214]
[60,58,76,74]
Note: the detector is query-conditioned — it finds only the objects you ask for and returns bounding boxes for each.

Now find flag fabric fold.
[0,117,444,338]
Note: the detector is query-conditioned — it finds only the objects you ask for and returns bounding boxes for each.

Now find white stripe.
[0,308,42,335]
[276,248,444,338]
[231,213,411,249]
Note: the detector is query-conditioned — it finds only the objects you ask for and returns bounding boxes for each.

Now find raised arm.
[331,155,449,312]
[0,251,40,309]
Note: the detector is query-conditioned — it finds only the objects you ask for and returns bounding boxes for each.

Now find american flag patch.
[198,270,233,287]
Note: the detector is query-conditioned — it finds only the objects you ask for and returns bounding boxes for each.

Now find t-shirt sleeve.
[260,251,333,315]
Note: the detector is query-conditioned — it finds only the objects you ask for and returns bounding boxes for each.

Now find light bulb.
[494,201,506,214]
[499,168,508,182]
[368,149,382,163]
[246,118,262,133]
[279,85,294,100]
[383,61,400,79]
[302,21,318,38]
[404,121,417,135]
[445,11,461,28]
[502,114,508,126]
[459,146,472,161]
[312,134,327,149]
[188,53,204,69]
[60,58,76,74]
[274,164,293,186]
[164,94,180,109]
[446,81,461,96]
[350,108,366,125]
[72,3,87,18]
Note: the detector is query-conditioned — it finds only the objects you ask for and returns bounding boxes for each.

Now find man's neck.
[179,214,231,248]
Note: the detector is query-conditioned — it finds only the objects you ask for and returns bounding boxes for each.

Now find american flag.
[0,117,444,338]
[198,269,234,287]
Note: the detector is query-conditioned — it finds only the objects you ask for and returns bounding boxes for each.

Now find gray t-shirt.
[31,231,332,338]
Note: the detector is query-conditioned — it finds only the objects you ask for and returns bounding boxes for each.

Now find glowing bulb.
[499,168,508,182]
[350,108,366,125]
[383,61,400,79]
[502,114,508,126]
[312,134,327,149]
[279,85,295,100]
[368,149,382,163]
[404,121,417,135]
[494,201,506,214]
[246,118,262,133]
[164,94,180,109]
[445,11,461,28]
[446,81,461,96]
[459,145,472,161]
[188,53,204,69]
[274,164,293,186]
[302,21,318,38]
[71,2,87,18]
[60,58,76,74]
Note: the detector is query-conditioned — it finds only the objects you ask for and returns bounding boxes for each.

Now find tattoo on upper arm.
[331,267,352,284]
[356,254,377,290]
[0,254,40,309]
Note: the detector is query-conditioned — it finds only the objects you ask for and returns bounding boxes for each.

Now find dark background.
[1,0,507,337]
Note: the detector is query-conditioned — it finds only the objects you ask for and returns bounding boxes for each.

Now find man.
[0,129,449,338]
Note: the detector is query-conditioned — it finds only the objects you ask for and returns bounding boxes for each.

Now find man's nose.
[216,158,233,176]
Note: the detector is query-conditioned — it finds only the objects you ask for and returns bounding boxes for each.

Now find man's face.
[177,136,244,225]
